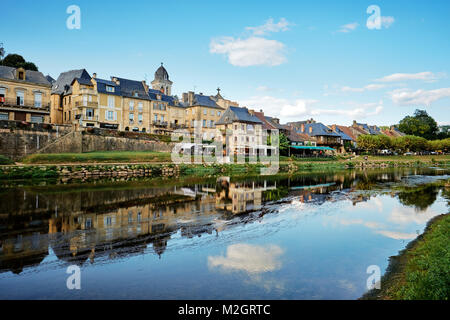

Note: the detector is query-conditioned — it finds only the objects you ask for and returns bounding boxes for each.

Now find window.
[106,110,115,121]
[129,100,134,111]
[138,114,143,123]
[247,124,254,131]
[154,114,158,122]
[16,90,24,106]
[129,113,134,123]
[108,96,115,107]
[192,109,195,115]
[217,111,221,116]
[203,109,207,115]
[161,115,164,122]
[83,95,87,106]
[86,108,94,119]
[18,71,24,80]
[0,113,8,120]
[134,92,138,97]
[89,95,92,102]
[210,110,214,116]
[138,102,143,113]
[203,120,206,127]
[34,93,42,108]
[106,85,114,93]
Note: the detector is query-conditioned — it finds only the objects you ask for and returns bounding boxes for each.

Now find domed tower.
[151,63,173,95]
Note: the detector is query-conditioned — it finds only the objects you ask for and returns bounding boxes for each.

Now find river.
[0,167,448,299]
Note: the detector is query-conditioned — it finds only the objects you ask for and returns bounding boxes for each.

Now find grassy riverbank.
[14,152,450,165]
[362,213,450,300]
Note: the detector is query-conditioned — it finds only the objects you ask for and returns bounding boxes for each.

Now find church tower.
[151,63,173,95]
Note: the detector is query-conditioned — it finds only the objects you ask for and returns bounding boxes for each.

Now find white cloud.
[337,22,359,33]
[208,243,284,274]
[210,36,286,67]
[367,16,395,29]
[376,71,444,83]
[240,95,384,121]
[389,206,441,225]
[341,84,386,93]
[256,85,275,92]
[389,87,450,106]
[246,18,292,36]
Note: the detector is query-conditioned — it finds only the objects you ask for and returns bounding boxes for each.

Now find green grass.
[362,213,450,300]
[0,155,14,165]
[21,151,173,164]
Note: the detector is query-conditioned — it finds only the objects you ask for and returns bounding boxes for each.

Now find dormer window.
[106,85,114,93]
[18,72,25,80]
[134,92,138,97]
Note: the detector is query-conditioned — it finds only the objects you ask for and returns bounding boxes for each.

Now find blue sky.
[1,0,449,126]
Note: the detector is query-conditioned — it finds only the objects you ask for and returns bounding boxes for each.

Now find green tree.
[398,109,439,140]
[278,132,290,156]
[1,53,39,71]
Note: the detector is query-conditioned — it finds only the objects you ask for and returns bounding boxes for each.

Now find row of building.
[0,63,405,154]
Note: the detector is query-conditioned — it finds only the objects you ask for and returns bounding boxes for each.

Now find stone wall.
[0,121,175,160]
[0,120,73,160]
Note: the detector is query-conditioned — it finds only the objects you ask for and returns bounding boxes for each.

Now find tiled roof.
[253,111,277,130]
[216,106,263,125]
[332,125,354,141]
[0,65,51,86]
[52,69,90,95]
[264,116,285,130]
[336,125,357,141]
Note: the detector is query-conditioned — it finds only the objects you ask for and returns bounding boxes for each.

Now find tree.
[278,132,290,156]
[392,135,428,153]
[398,109,439,140]
[1,53,39,71]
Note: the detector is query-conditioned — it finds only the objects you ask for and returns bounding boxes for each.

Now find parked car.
[380,149,392,155]
[404,152,413,156]
[430,151,438,155]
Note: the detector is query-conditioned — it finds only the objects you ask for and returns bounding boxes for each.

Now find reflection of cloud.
[375,230,417,240]
[208,243,283,274]
[389,206,441,225]
[337,279,356,292]
[339,219,384,229]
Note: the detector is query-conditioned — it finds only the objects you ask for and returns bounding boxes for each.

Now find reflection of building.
[0,65,52,123]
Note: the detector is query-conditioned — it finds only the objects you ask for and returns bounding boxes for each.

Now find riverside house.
[0,65,52,123]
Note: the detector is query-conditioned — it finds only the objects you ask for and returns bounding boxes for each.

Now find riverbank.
[0,154,449,181]
[361,213,450,300]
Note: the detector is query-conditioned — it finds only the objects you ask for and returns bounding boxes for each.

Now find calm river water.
[0,167,448,299]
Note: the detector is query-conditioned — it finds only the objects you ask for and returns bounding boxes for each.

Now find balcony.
[153,121,168,128]
[0,98,50,112]
[75,101,98,108]
[80,88,97,95]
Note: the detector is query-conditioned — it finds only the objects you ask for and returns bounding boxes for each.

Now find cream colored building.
[0,66,52,123]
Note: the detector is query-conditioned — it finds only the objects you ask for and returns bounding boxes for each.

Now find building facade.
[0,66,52,123]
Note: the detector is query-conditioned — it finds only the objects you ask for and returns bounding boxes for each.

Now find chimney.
[112,77,120,85]
[300,123,305,132]
[309,126,313,134]
[260,109,263,113]
[353,120,357,126]
[92,73,97,79]
[188,91,194,105]
[182,93,188,103]
[199,92,203,95]
[141,80,149,92]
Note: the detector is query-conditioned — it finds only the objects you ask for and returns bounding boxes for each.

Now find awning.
[290,146,336,151]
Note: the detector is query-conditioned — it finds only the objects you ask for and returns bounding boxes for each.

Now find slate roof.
[45,75,56,84]
[216,106,263,125]
[154,64,170,81]
[297,122,341,137]
[355,122,381,135]
[335,125,357,141]
[148,88,179,106]
[0,65,51,86]
[52,69,91,95]
[264,116,285,130]
[95,78,122,96]
[191,94,223,109]
[332,125,354,141]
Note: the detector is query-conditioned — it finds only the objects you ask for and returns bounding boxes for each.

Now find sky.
[1,0,449,126]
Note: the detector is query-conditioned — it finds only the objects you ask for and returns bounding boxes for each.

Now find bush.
[0,155,14,165]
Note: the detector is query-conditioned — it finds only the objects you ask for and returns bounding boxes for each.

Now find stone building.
[0,66,52,123]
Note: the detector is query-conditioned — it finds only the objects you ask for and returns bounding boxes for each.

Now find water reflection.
[0,167,448,299]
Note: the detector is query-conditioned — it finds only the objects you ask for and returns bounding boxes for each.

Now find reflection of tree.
[397,185,439,211]
[263,186,289,201]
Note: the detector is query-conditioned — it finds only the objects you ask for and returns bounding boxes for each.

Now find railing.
[153,121,168,128]
[0,98,50,110]
[80,88,97,95]
[75,101,98,108]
